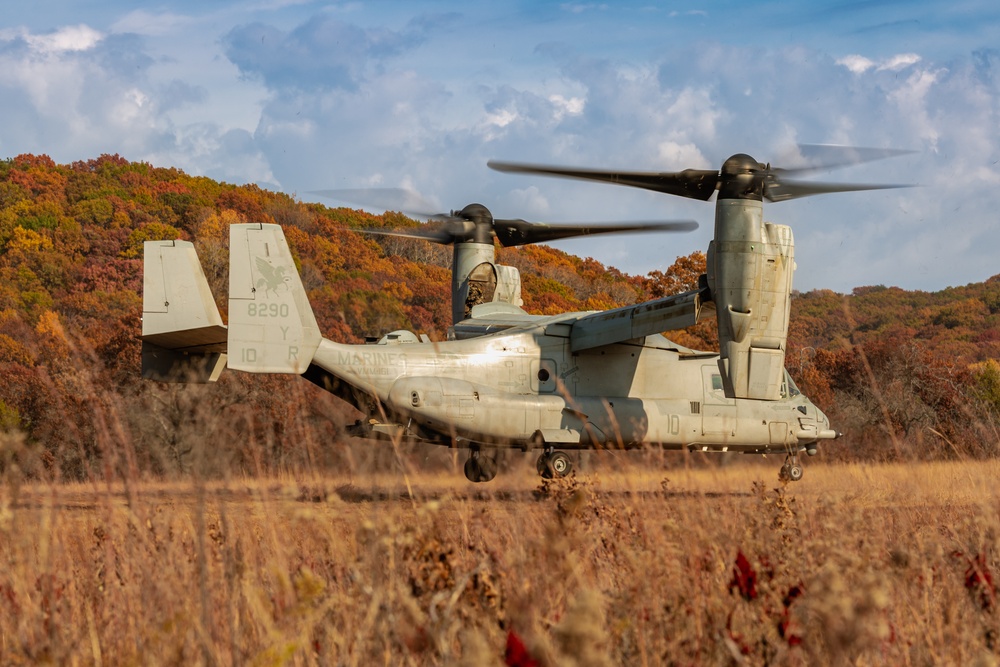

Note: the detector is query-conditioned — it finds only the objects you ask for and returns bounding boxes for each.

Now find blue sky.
[1,1,998,292]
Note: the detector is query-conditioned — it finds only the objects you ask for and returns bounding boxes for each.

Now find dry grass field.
[3,451,1000,666]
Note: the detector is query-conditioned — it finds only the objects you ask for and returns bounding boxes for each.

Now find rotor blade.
[488,161,720,201]
[354,227,457,245]
[764,179,913,202]
[309,188,441,218]
[492,219,698,247]
[771,144,917,181]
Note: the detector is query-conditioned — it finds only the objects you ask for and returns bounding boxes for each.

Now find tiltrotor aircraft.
[141,146,906,482]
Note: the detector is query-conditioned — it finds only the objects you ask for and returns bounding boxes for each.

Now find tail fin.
[227,223,321,373]
[142,240,228,382]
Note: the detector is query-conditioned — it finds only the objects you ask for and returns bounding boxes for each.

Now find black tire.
[548,451,572,477]
[788,465,804,482]
[537,453,552,478]
[464,457,481,482]
[478,457,498,482]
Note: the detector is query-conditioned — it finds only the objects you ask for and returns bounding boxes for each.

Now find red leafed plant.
[963,552,996,612]
[729,550,758,602]
[777,584,805,646]
[505,629,541,667]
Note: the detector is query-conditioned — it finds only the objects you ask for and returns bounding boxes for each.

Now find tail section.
[227,223,321,373]
[142,240,228,382]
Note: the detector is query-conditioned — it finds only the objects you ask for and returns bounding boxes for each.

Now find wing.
[568,287,712,352]
[450,302,557,339]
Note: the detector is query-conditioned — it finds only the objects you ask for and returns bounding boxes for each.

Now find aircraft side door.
[701,365,737,438]
[526,358,557,436]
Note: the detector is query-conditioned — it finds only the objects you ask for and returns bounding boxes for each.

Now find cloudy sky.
[2,1,998,293]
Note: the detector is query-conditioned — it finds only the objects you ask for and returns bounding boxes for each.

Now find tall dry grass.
[3,455,1000,665]
[4,324,1000,664]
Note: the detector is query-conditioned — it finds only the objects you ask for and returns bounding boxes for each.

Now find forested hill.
[0,153,997,479]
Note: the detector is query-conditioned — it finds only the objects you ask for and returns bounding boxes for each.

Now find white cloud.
[24,25,103,54]
[878,53,921,71]
[2,4,999,292]
[258,116,315,140]
[664,87,720,145]
[112,88,150,124]
[549,94,584,120]
[0,23,252,184]
[837,52,921,75]
[656,141,710,169]
[888,67,943,149]
[974,165,1000,186]
[484,108,518,129]
[503,186,550,218]
[836,54,876,74]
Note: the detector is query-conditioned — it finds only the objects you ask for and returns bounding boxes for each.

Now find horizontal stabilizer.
[142,342,227,382]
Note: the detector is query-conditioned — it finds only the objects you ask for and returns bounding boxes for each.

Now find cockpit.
[781,369,801,399]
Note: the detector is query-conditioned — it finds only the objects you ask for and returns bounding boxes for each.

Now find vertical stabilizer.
[141,240,228,382]
[228,223,321,373]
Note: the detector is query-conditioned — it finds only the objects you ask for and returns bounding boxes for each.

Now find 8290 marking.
[248,303,290,318]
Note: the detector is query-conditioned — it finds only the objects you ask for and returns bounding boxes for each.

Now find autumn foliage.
[0,153,997,480]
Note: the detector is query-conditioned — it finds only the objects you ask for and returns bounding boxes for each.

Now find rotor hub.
[455,203,495,244]
[719,154,765,201]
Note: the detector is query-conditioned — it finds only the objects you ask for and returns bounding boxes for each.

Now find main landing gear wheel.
[464,451,497,483]
[478,457,498,482]
[536,450,572,479]
[779,455,804,482]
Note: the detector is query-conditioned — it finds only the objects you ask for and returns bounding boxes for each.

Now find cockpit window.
[782,370,801,398]
[711,374,724,391]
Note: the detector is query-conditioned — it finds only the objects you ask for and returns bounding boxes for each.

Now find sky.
[1,1,998,293]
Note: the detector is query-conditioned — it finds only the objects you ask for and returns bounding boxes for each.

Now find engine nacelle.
[452,243,524,324]
[707,199,795,400]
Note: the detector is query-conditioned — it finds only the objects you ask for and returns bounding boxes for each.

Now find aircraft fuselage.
[312,318,834,454]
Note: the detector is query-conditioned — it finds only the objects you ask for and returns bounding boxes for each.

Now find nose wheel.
[463,449,498,483]
[536,449,572,479]
[779,455,804,482]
